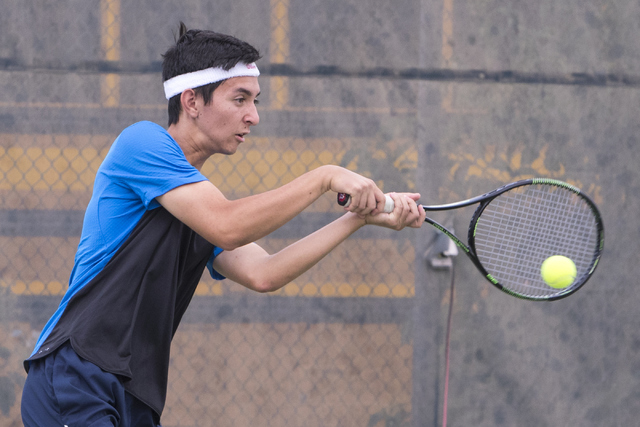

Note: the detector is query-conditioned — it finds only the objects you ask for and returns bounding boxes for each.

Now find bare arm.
[156,165,387,250]
[212,193,425,292]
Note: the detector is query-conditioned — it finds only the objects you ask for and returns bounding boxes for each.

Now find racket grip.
[337,193,395,213]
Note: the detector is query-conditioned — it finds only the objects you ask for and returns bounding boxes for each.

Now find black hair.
[162,22,261,126]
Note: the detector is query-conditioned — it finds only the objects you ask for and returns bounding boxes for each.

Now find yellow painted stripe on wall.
[4,279,414,298]
[0,143,347,193]
[270,0,290,109]
[0,135,416,194]
[100,0,121,107]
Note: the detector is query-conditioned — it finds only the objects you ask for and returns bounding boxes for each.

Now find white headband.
[163,62,260,99]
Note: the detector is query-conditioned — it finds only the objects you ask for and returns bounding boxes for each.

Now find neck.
[167,122,209,170]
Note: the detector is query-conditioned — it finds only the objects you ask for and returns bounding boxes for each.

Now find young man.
[21,23,425,426]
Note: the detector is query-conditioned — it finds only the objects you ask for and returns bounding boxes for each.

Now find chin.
[223,146,239,155]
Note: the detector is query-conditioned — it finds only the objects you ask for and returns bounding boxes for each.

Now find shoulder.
[120,120,167,137]
[106,121,184,163]
[116,121,174,150]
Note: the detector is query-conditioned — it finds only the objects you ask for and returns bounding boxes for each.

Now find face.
[194,76,260,155]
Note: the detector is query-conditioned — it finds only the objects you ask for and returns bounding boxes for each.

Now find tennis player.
[21,23,425,426]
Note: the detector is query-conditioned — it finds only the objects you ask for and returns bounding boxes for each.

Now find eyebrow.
[234,88,261,98]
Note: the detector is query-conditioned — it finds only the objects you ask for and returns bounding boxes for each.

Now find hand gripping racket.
[338,178,604,301]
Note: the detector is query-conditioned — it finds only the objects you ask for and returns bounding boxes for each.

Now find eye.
[254,98,260,105]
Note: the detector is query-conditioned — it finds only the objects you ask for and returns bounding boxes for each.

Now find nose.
[245,103,260,126]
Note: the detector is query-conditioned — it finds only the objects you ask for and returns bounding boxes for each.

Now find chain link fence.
[0,134,417,298]
[164,323,412,426]
[0,110,418,427]
[3,1,638,426]
[0,1,423,426]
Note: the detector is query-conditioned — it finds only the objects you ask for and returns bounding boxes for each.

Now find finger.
[343,193,358,212]
[394,192,421,202]
[372,190,388,215]
[390,193,409,229]
[411,203,426,228]
[408,192,421,202]
[366,190,380,215]
[403,196,417,219]
[351,193,372,215]
[345,190,366,214]
[399,194,412,224]
[400,196,423,228]
[355,186,383,216]
[407,200,422,227]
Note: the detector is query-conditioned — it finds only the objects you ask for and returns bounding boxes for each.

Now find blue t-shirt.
[27,121,225,415]
[71,121,212,294]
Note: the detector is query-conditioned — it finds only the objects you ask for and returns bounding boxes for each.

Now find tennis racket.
[338,178,604,301]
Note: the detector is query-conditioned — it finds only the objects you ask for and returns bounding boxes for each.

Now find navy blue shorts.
[21,342,161,427]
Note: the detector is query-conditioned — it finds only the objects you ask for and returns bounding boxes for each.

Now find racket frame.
[421,178,604,301]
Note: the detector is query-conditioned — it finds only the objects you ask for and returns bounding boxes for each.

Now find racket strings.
[473,185,599,298]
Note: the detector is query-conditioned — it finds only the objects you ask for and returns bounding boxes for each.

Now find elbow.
[244,271,286,293]
[253,284,275,294]
[250,278,283,294]
[215,244,289,293]
[217,241,241,252]
[209,231,251,252]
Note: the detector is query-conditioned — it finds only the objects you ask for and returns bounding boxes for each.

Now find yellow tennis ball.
[541,255,577,289]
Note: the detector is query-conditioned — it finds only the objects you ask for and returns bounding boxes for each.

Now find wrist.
[316,164,339,194]
[343,211,367,229]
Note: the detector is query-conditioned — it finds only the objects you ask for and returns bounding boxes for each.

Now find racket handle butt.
[336,193,395,213]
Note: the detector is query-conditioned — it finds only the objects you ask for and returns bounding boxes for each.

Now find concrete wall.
[1,0,638,425]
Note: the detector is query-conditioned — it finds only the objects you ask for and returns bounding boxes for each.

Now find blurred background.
[0,0,638,426]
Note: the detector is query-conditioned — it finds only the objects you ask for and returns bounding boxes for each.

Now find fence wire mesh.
[165,323,412,427]
[0,1,423,426]
[4,0,633,425]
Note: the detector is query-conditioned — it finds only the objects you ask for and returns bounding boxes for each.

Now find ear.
[180,89,199,119]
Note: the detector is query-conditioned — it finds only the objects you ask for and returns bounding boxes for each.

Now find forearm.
[255,192,426,289]
[214,212,366,292]
[159,164,384,250]
[216,167,329,245]
[160,165,332,249]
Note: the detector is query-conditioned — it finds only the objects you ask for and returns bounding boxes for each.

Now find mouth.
[236,132,248,142]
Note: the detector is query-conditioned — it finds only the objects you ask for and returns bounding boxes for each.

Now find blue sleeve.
[207,247,226,280]
[103,121,207,207]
